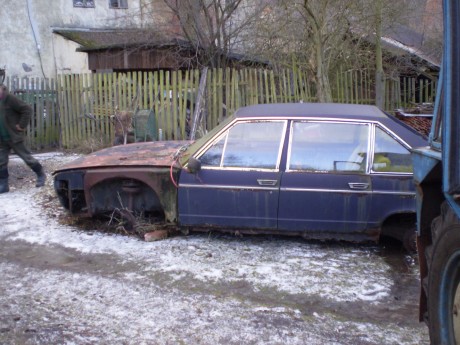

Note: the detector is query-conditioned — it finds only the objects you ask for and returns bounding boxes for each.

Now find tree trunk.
[314,32,333,103]
[375,0,385,109]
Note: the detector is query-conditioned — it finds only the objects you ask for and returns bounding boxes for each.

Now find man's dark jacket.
[0,90,32,143]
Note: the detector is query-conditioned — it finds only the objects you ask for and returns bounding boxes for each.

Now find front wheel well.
[89,178,165,221]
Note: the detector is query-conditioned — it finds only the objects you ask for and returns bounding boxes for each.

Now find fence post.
[190,67,208,141]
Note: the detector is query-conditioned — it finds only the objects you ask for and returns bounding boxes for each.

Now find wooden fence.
[3,68,437,150]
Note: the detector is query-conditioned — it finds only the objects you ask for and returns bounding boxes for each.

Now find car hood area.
[54,141,192,173]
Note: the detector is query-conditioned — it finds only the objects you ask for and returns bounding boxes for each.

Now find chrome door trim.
[372,190,416,196]
[280,187,372,194]
[375,123,412,149]
[279,187,414,196]
[370,171,413,176]
[200,166,279,172]
[219,132,230,167]
[179,183,279,191]
[368,123,376,173]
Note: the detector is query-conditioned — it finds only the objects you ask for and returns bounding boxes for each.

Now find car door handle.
[348,182,370,190]
[257,179,278,186]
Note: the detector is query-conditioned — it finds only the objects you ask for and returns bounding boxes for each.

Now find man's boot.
[0,169,9,194]
[32,164,46,188]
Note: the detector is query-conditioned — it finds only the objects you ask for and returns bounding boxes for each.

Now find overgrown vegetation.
[137,0,442,105]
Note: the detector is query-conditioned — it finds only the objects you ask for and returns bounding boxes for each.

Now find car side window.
[200,121,285,169]
[200,134,226,167]
[373,127,413,173]
[288,121,369,173]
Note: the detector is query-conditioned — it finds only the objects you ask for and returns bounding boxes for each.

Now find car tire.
[425,202,460,345]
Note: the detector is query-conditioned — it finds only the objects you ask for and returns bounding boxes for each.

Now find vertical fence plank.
[102,72,109,143]
[171,70,178,139]
[158,70,164,138]
[59,75,67,147]
[225,68,231,117]
[217,68,224,123]
[108,72,114,140]
[38,78,45,149]
[178,70,186,139]
[94,73,102,142]
[92,73,100,143]
[66,74,75,146]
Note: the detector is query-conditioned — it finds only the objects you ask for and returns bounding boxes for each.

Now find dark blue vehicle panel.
[179,169,281,229]
[369,175,416,227]
[278,172,371,232]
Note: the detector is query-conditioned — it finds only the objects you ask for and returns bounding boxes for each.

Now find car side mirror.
[187,157,202,174]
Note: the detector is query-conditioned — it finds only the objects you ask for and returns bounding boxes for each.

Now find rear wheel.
[403,226,417,253]
[381,214,417,252]
[426,202,460,345]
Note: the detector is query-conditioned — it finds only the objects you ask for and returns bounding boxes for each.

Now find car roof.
[235,103,386,120]
[234,103,427,147]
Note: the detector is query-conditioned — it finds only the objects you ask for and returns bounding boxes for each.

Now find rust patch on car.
[83,167,179,222]
[54,141,191,173]
[54,141,191,223]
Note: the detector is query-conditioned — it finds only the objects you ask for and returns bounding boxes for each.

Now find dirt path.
[0,153,429,345]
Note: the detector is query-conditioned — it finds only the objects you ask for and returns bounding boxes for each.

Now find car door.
[178,120,287,229]
[278,120,372,234]
[369,125,416,228]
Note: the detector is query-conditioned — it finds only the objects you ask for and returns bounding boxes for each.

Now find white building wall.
[0,0,159,79]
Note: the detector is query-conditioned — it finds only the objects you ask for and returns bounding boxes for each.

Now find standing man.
[0,85,46,193]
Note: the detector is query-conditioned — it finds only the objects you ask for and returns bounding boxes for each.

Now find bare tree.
[356,0,426,108]
[251,0,359,102]
[298,0,360,102]
[160,0,267,68]
[252,0,428,104]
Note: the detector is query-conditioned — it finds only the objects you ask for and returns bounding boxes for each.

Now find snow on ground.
[3,189,391,303]
[0,259,425,345]
[0,152,429,344]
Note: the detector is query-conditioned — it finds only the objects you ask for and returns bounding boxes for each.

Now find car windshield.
[179,115,235,165]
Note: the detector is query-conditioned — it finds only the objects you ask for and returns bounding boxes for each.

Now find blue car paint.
[179,169,281,229]
[369,174,416,226]
[278,172,372,233]
[178,103,427,240]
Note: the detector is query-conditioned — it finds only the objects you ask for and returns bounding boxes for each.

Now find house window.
[109,0,128,9]
[73,0,95,8]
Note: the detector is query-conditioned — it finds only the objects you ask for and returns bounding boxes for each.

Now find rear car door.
[278,120,372,234]
[369,125,416,228]
[178,120,287,229]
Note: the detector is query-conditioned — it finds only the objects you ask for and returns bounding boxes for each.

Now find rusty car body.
[54,103,427,246]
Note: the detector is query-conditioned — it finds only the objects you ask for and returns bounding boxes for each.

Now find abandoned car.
[54,103,427,247]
